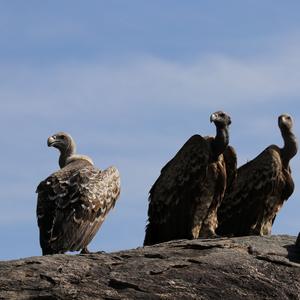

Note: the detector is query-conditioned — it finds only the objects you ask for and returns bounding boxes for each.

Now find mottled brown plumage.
[36,132,120,255]
[144,111,236,246]
[217,114,297,237]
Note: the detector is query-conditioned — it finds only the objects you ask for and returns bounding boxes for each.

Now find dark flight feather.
[217,114,297,236]
[144,111,235,245]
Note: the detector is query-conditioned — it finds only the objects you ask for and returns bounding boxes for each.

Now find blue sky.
[1,1,300,260]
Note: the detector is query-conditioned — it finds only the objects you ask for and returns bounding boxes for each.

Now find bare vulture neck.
[211,125,229,160]
[280,126,298,168]
[59,142,76,168]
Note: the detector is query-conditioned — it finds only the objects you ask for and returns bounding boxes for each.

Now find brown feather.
[37,160,120,254]
[217,146,294,236]
[144,126,236,246]
[217,114,297,237]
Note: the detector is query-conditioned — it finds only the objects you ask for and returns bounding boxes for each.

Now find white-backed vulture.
[217,114,298,236]
[36,132,120,255]
[144,111,236,246]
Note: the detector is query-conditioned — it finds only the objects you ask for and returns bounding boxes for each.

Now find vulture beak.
[210,113,217,123]
[228,116,232,125]
[47,136,56,147]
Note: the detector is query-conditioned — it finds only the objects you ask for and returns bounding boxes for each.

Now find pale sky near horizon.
[1,1,300,260]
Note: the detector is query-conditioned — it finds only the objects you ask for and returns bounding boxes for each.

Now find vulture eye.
[220,113,225,117]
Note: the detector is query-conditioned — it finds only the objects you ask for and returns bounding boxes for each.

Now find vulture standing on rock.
[144,111,236,246]
[36,132,121,255]
[217,114,298,237]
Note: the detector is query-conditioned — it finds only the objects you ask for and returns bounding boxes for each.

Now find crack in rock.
[40,274,57,285]
[255,255,300,268]
[144,253,166,259]
[108,278,145,292]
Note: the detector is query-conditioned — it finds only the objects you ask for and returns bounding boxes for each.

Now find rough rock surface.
[0,235,300,299]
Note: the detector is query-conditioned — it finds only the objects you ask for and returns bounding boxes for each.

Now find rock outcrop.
[0,235,300,299]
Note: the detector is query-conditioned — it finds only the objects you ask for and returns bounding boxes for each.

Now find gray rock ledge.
[0,235,300,299]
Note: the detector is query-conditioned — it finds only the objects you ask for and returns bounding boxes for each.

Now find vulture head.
[278,114,293,131]
[47,132,93,168]
[278,113,298,162]
[47,132,76,154]
[210,111,231,128]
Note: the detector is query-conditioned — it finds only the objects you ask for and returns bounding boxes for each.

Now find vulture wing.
[144,135,212,245]
[217,146,286,236]
[223,145,237,191]
[37,162,120,254]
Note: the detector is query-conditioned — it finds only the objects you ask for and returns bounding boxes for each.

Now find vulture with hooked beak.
[36,132,120,255]
[144,111,236,246]
[217,114,298,236]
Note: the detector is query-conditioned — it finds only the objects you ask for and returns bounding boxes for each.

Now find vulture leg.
[200,209,220,238]
[191,189,214,239]
[80,247,90,254]
[198,162,225,238]
[249,209,265,236]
